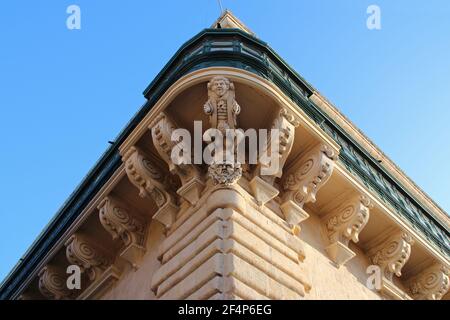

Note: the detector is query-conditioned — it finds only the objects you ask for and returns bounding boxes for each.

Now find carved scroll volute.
[326,195,372,245]
[150,112,179,173]
[98,196,145,247]
[150,113,204,205]
[323,195,372,266]
[65,234,111,282]
[249,108,299,206]
[408,264,450,300]
[369,231,414,281]
[279,144,338,235]
[98,196,147,268]
[122,146,178,229]
[38,266,71,300]
[255,108,299,182]
[282,144,337,206]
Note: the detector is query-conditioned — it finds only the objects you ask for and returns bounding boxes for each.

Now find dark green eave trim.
[1,28,448,300]
[143,28,315,99]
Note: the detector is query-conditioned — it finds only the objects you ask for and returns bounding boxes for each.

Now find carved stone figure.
[203,76,242,185]
[204,76,241,133]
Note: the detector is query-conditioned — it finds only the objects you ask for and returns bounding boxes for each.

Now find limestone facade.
[2,12,449,301]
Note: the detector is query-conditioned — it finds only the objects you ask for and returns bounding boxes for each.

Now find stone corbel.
[98,196,147,269]
[323,195,372,267]
[150,113,204,205]
[407,264,450,300]
[369,231,414,281]
[368,231,414,299]
[122,146,179,229]
[38,265,72,300]
[250,108,299,206]
[280,144,338,234]
[65,233,111,283]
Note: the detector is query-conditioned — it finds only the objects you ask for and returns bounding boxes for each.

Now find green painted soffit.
[0,28,448,299]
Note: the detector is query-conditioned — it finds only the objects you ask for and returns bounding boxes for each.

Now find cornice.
[310,93,449,228]
[1,28,448,299]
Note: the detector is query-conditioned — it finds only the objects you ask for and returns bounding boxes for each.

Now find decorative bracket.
[280,144,338,233]
[407,264,450,300]
[122,146,179,229]
[250,108,298,205]
[38,265,71,300]
[282,144,337,206]
[98,196,147,269]
[65,233,111,283]
[366,230,414,299]
[323,195,372,266]
[150,113,204,205]
[369,231,414,281]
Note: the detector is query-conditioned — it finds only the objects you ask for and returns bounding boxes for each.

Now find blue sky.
[1,1,449,283]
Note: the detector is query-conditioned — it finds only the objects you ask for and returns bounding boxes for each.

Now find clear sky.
[1,1,449,283]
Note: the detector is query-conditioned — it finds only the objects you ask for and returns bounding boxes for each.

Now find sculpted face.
[211,78,229,96]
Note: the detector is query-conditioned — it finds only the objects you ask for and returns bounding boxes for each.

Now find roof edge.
[310,91,449,226]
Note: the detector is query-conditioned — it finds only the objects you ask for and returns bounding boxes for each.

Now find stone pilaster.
[150,185,311,300]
